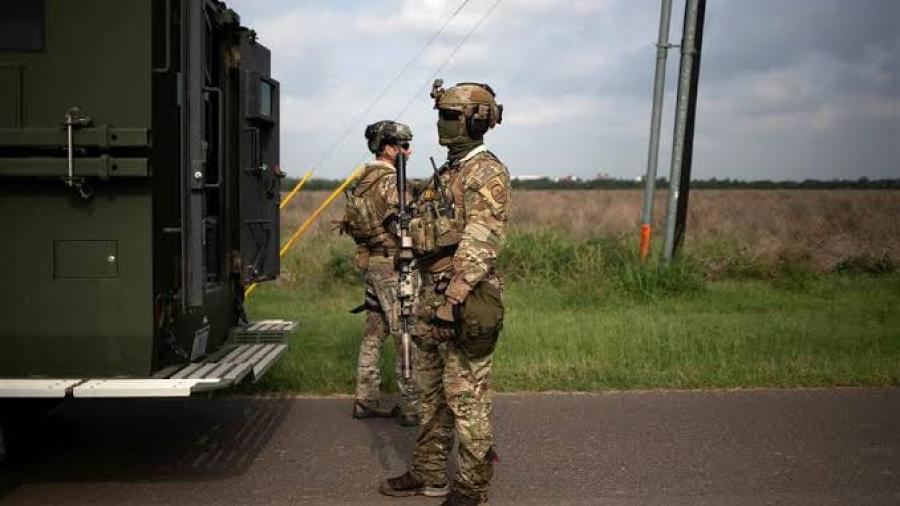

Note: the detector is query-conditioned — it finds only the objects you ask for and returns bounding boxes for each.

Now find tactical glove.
[431,301,456,341]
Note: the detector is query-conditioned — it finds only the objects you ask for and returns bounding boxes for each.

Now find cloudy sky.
[226,0,899,181]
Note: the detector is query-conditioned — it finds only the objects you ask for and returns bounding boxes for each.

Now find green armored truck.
[0,0,292,405]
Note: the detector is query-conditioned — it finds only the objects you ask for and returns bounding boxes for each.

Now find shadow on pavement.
[0,395,292,498]
[359,400,418,474]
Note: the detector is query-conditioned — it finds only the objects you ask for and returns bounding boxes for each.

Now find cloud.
[506,94,601,127]
[226,0,899,180]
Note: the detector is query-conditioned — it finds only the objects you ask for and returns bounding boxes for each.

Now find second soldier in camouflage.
[341,121,419,427]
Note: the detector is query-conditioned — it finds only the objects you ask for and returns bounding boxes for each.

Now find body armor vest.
[410,151,499,272]
[342,164,398,255]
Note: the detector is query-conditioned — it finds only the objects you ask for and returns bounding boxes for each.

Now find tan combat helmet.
[364,120,413,154]
[431,79,503,143]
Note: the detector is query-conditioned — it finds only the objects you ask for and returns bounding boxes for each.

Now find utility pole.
[662,0,707,263]
[639,0,675,263]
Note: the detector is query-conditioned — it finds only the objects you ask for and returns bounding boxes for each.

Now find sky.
[226,0,899,181]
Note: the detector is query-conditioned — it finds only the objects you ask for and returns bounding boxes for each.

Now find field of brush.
[244,190,900,393]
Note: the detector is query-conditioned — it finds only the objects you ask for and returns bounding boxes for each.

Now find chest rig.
[410,150,498,271]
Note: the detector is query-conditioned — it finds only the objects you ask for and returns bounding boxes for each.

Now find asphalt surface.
[0,389,897,505]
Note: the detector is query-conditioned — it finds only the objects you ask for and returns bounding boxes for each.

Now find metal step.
[68,343,288,398]
[171,343,286,383]
[0,379,82,398]
[230,319,298,343]
[71,378,222,398]
[0,320,294,399]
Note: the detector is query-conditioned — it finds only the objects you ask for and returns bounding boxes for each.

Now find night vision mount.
[430,79,445,106]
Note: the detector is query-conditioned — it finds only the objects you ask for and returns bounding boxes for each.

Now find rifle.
[395,150,415,379]
[429,156,454,218]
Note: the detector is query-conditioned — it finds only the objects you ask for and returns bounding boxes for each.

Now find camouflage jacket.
[415,145,510,303]
[341,161,402,269]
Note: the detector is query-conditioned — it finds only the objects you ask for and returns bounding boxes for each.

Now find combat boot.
[378,471,449,497]
[352,399,398,419]
[439,490,481,506]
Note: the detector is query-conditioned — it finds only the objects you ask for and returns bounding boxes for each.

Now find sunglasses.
[399,142,411,150]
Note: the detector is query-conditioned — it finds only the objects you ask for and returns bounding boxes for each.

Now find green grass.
[497,275,900,390]
[244,284,361,393]
[245,268,900,393]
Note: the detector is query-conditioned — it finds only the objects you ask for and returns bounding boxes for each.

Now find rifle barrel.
[395,150,413,379]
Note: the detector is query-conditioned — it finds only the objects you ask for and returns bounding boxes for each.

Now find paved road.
[0,389,897,505]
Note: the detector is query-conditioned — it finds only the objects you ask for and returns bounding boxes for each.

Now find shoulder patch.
[489,181,509,205]
[463,157,507,190]
[475,174,510,215]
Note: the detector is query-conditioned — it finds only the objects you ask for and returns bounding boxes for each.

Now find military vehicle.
[0,0,294,406]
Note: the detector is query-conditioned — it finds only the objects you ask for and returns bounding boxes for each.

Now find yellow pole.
[244,164,366,298]
[280,169,313,210]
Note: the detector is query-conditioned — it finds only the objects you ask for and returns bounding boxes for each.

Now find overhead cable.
[396,0,504,121]
[307,0,474,174]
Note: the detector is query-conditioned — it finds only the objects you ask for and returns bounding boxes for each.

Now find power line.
[307,0,474,173]
[396,0,504,121]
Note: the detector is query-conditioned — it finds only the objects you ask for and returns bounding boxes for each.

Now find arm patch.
[476,175,510,214]
[464,156,506,190]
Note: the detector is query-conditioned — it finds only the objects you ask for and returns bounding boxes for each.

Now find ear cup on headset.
[467,104,490,137]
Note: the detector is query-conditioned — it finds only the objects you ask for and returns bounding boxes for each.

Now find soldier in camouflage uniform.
[341,120,419,427]
[379,81,509,506]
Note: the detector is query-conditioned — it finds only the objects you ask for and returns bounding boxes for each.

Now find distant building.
[512,174,546,181]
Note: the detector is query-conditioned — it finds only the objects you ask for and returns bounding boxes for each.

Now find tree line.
[280,176,900,191]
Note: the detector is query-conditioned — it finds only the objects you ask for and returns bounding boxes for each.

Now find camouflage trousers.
[356,261,418,414]
[410,271,499,499]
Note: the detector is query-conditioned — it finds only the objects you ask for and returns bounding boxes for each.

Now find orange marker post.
[639,224,652,263]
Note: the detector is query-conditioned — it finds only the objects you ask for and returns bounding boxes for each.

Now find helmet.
[431,79,503,144]
[364,120,413,154]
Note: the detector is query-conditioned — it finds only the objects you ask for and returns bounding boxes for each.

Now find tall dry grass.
[280,189,900,272]
[250,189,900,394]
